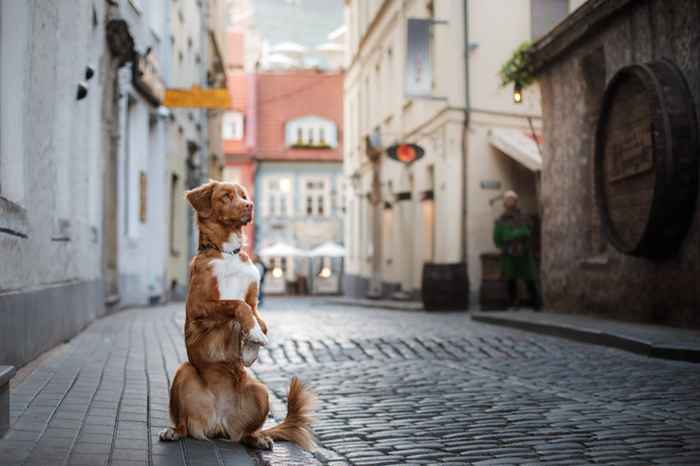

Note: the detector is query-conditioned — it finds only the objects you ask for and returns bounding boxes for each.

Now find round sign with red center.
[387,143,425,165]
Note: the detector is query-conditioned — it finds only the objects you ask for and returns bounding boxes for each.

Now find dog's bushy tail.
[260,376,317,451]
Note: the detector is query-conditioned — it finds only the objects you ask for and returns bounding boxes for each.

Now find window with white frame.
[301,177,330,217]
[262,176,293,218]
[285,116,338,148]
[222,111,244,140]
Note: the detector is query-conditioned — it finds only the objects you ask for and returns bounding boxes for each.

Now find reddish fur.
[260,376,318,451]
[164,304,316,450]
[184,180,268,369]
[162,180,315,450]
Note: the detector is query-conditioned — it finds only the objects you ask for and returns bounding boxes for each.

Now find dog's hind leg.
[160,362,215,442]
[226,378,273,450]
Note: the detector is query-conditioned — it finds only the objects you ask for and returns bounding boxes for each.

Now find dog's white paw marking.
[248,319,268,346]
[159,428,180,441]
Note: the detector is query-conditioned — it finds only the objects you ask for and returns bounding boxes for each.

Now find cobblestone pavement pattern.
[2,298,699,466]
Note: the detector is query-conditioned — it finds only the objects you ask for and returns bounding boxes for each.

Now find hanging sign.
[405,18,432,98]
[387,143,425,165]
[164,85,231,109]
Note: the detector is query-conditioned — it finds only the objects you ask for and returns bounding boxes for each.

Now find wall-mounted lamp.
[76,81,88,100]
[513,82,523,104]
[272,267,283,278]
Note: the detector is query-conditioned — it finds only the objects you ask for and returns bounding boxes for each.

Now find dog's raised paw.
[159,428,181,442]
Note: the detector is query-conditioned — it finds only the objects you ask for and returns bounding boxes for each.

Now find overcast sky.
[252,0,344,47]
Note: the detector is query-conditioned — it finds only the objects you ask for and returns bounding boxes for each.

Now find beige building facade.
[343,0,584,303]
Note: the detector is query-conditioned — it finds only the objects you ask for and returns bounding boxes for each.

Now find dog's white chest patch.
[209,254,260,301]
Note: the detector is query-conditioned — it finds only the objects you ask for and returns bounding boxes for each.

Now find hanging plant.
[499,41,535,88]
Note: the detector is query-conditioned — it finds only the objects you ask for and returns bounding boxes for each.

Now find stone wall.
[537,0,700,327]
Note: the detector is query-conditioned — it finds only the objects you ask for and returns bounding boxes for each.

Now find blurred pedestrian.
[253,255,268,307]
[493,190,541,310]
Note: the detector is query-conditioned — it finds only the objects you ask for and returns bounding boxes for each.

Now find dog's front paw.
[159,427,181,442]
[244,433,273,450]
[256,434,274,450]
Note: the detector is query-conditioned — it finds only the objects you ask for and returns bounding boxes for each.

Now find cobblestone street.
[2,298,700,466]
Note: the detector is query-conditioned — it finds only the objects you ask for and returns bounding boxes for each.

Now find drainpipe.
[462,0,470,270]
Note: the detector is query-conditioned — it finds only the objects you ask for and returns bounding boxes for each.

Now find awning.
[488,128,543,172]
[258,242,307,258]
[308,241,346,258]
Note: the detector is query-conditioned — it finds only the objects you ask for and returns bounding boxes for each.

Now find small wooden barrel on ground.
[594,59,699,260]
[478,253,510,310]
[421,262,469,310]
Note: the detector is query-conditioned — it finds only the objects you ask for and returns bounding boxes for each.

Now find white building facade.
[115,0,172,307]
[343,0,582,303]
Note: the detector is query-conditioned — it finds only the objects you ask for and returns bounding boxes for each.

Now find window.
[222,111,244,140]
[139,171,148,223]
[169,173,179,255]
[302,178,329,217]
[263,176,293,218]
[285,116,338,148]
[222,166,242,185]
[531,0,568,40]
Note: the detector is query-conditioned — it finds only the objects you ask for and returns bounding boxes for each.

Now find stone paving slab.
[2,298,700,466]
[323,297,424,311]
[0,306,294,466]
[472,311,700,363]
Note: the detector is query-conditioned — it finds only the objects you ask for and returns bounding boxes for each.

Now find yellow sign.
[164,85,231,109]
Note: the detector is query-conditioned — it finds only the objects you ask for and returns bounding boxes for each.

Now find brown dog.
[183,180,267,368]
[159,301,317,450]
[159,180,317,450]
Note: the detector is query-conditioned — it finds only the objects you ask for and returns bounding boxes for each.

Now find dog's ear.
[185,181,216,218]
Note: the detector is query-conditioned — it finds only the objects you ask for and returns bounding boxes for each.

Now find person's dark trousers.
[507,279,542,310]
[258,281,265,307]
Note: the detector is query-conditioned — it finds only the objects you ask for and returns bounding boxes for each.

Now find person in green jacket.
[493,190,541,310]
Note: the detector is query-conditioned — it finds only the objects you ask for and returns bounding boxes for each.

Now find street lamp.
[513,82,523,104]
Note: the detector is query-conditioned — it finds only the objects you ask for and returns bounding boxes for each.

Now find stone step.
[0,365,15,438]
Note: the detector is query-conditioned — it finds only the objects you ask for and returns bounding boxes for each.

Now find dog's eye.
[241,194,247,200]
[221,194,230,201]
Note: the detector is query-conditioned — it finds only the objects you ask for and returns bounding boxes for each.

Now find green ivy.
[499,41,534,88]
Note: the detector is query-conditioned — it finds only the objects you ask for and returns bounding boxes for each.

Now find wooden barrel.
[421,262,469,311]
[594,60,699,259]
[478,253,509,310]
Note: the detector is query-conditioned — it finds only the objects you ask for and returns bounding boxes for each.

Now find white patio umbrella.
[263,53,299,69]
[270,41,307,56]
[258,242,308,258]
[308,241,346,258]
